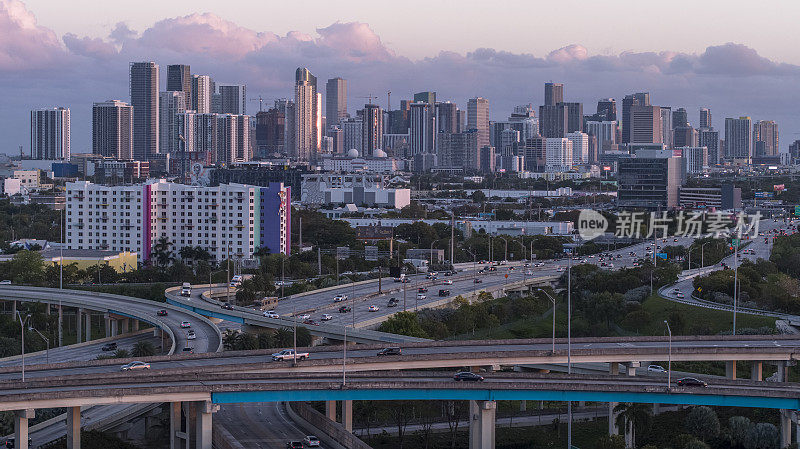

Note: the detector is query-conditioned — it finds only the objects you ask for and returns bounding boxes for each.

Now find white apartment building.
[301,174,411,208]
[66,180,261,262]
[545,138,573,172]
[566,131,589,164]
[680,146,709,174]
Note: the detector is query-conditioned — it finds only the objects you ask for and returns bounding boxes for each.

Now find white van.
[230,275,243,288]
[180,282,192,297]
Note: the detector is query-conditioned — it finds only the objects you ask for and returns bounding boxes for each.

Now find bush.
[685,406,720,441]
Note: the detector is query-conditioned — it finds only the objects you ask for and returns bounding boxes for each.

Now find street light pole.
[17,312,30,382]
[664,320,672,391]
[733,238,739,335]
[567,250,572,449]
[538,289,557,353]
[29,326,49,364]
[701,242,711,268]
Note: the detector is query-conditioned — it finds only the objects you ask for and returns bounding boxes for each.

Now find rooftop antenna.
[387,91,391,111]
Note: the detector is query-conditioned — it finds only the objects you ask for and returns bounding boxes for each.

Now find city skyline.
[5,0,800,154]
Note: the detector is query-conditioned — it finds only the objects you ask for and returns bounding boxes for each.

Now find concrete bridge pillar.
[169,402,185,449]
[76,308,83,344]
[66,406,80,449]
[468,400,496,449]
[777,361,788,382]
[609,362,619,375]
[11,300,16,319]
[624,362,639,376]
[608,402,619,436]
[519,401,526,412]
[132,319,139,331]
[111,319,118,336]
[85,313,91,342]
[780,409,792,448]
[121,318,129,334]
[104,313,111,338]
[795,411,800,446]
[14,409,34,449]
[751,362,762,381]
[725,360,737,379]
[195,401,218,449]
[45,304,50,315]
[342,400,353,432]
[325,401,336,421]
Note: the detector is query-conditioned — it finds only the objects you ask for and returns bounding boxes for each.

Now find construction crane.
[387,91,391,111]
[357,95,378,106]
[249,96,266,112]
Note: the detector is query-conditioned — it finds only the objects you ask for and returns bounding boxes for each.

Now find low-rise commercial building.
[300,174,411,209]
[679,185,742,210]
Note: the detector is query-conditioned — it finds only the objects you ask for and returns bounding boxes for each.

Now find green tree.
[8,250,45,285]
[378,311,428,338]
[594,435,625,449]
[685,406,720,442]
[614,403,652,449]
[151,237,174,267]
[744,422,779,449]
[113,349,130,358]
[684,439,711,449]
[131,341,156,357]
[729,416,752,448]
[273,327,294,347]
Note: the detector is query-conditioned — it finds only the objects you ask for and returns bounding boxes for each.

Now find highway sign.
[656,253,667,260]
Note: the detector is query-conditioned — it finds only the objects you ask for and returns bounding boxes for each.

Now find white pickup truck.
[271,349,309,361]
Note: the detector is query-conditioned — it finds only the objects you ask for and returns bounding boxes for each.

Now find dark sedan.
[676,377,707,387]
[453,371,484,382]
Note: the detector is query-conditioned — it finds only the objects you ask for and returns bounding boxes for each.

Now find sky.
[4,0,800,154]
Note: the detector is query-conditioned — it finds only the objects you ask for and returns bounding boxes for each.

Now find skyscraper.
[699,108,712,129]
[621,92,650,144]
[410,102,435,155]
[753,120,779,157]
[699,128,720,164]
[191,75,212,113]
[130,61,159,160]
[596,98,617,121]
[218,84,247,115]
[545,137,573,172]
[539,104,567,138]
[467,97,490,149]
[361,104,383,156]
[562,102,583,132]
[342,117,363,153]
[292,68,320,161]
[672,108,688,128]
[30,107,70,160]
[436,102,459,134]
[566,131,589,164]
[724,117,752,163]
[92,100,133,160]
[629,105,662,144]
[159,91,188,155]
[255,108,285,157]
[544,83,564,106]
[438,130,479,170]
[166,64,191,97]
[585,120,618,153]
[325,77,348,126]
[660,107,673,149]
[414,92,437,105]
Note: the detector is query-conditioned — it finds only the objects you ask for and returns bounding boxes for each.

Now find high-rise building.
[680,147,709,174]
[130,61,159,160]
[629,105,662,144]
[166,64,191,97]
[217,84,247,115]
[92,101,133,160]
[158,91,188,155]
[672,108,688,128]
[292,68,320,161]
[30,107,70,160]
[539,104,567,137]
[566,131,589,164]
[325,77,348,126]
[618,154,685,209]
[673,126,697,148]
[284,101,295,156]
[467,97,490,149]
[191,75,212,113]
[562,102,583,133]
[545,138,573,172]
[216,114,251,165]
[699,129,720,165]
[724,117,752,162]
[255,108,285,157]
[660,107,673,149]
[410,102,435,155]
[585,121,618,153]
[326,126,344,154]
[438,130,479,170]
[508,104,538,141]
[621,92,650,144]
[596,98,617,121]
[790,140,800,163]
[413,92,437,105]
[361,104,383,156]
[699,108,712,129]
[523,136,546,171]
[479,146,496,174]
[436,102,459,134]
[753,120,779,157]
[544,82,564,106]
[342,117,363,153]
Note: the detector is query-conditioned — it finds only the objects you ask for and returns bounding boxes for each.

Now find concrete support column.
[652,403,661,415]
[111,319,118,336]
[342,400,353,432]
[104,313,110,338]
[609,362,619,375]
[780,409,791,449]
[66,406,80,449]
[795,411,800,445]
[76,308,83,344]
[725,360,737,380]
[14,409,34,449]
[11,300,16,319]
[325,401,336,422]
[132,320,139,331]
[58,305,63,346]
[169,402,184,449]
[608,402,619,436]
[45,304,50,315]
[625,362,639,377]
[121,318,129,334]
[85,313,91,342]
[777,361,788,382]
[468,400,496,449]
[195,401,218,449]
[519,401,526,412]
[751,362,762,381]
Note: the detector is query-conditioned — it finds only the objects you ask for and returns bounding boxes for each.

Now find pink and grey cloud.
[2,0,800,153]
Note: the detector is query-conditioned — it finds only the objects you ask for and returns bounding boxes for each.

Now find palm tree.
[131,341,156,357]
[614,402,653,448]
[151,237,174,267]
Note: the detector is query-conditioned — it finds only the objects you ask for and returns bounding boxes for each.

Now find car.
[263,311,280,319]
[438,289,451,296]
[187,330,196,340]
[304,435,320,447]
[338,306,351,313]
[156,309,168,316]
[677,377,707,387]
[418,287,428,293]
[0,280,11,285]
[221,303,234,310]
[101,342,117,351]
[333,294,348,302]
[676,292,685,299]
[4,437,32,448]
[182,347,194,354]
[442,279,453,285]
[557,267,565,272]
[453,371,484,382]
[387,298,399,307]
[377,347,402,356]
[672,288,680,293]
[229,274,243,288]
[180,282,192,297]
[524,263,531,267]
[368,305,380,312]
[321,314,333,321]
[180,321,191,328]
[121,361,151,371]
[647,364,666,373]
[474,278,483,284]
[417,294,426,300]
[297,313,311,320]
[272,349,309,361]
[525,270,533,275]
[508,266,515,271]
[286,441,304,449]
[674,238,678,242]
[303,319,318,326]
